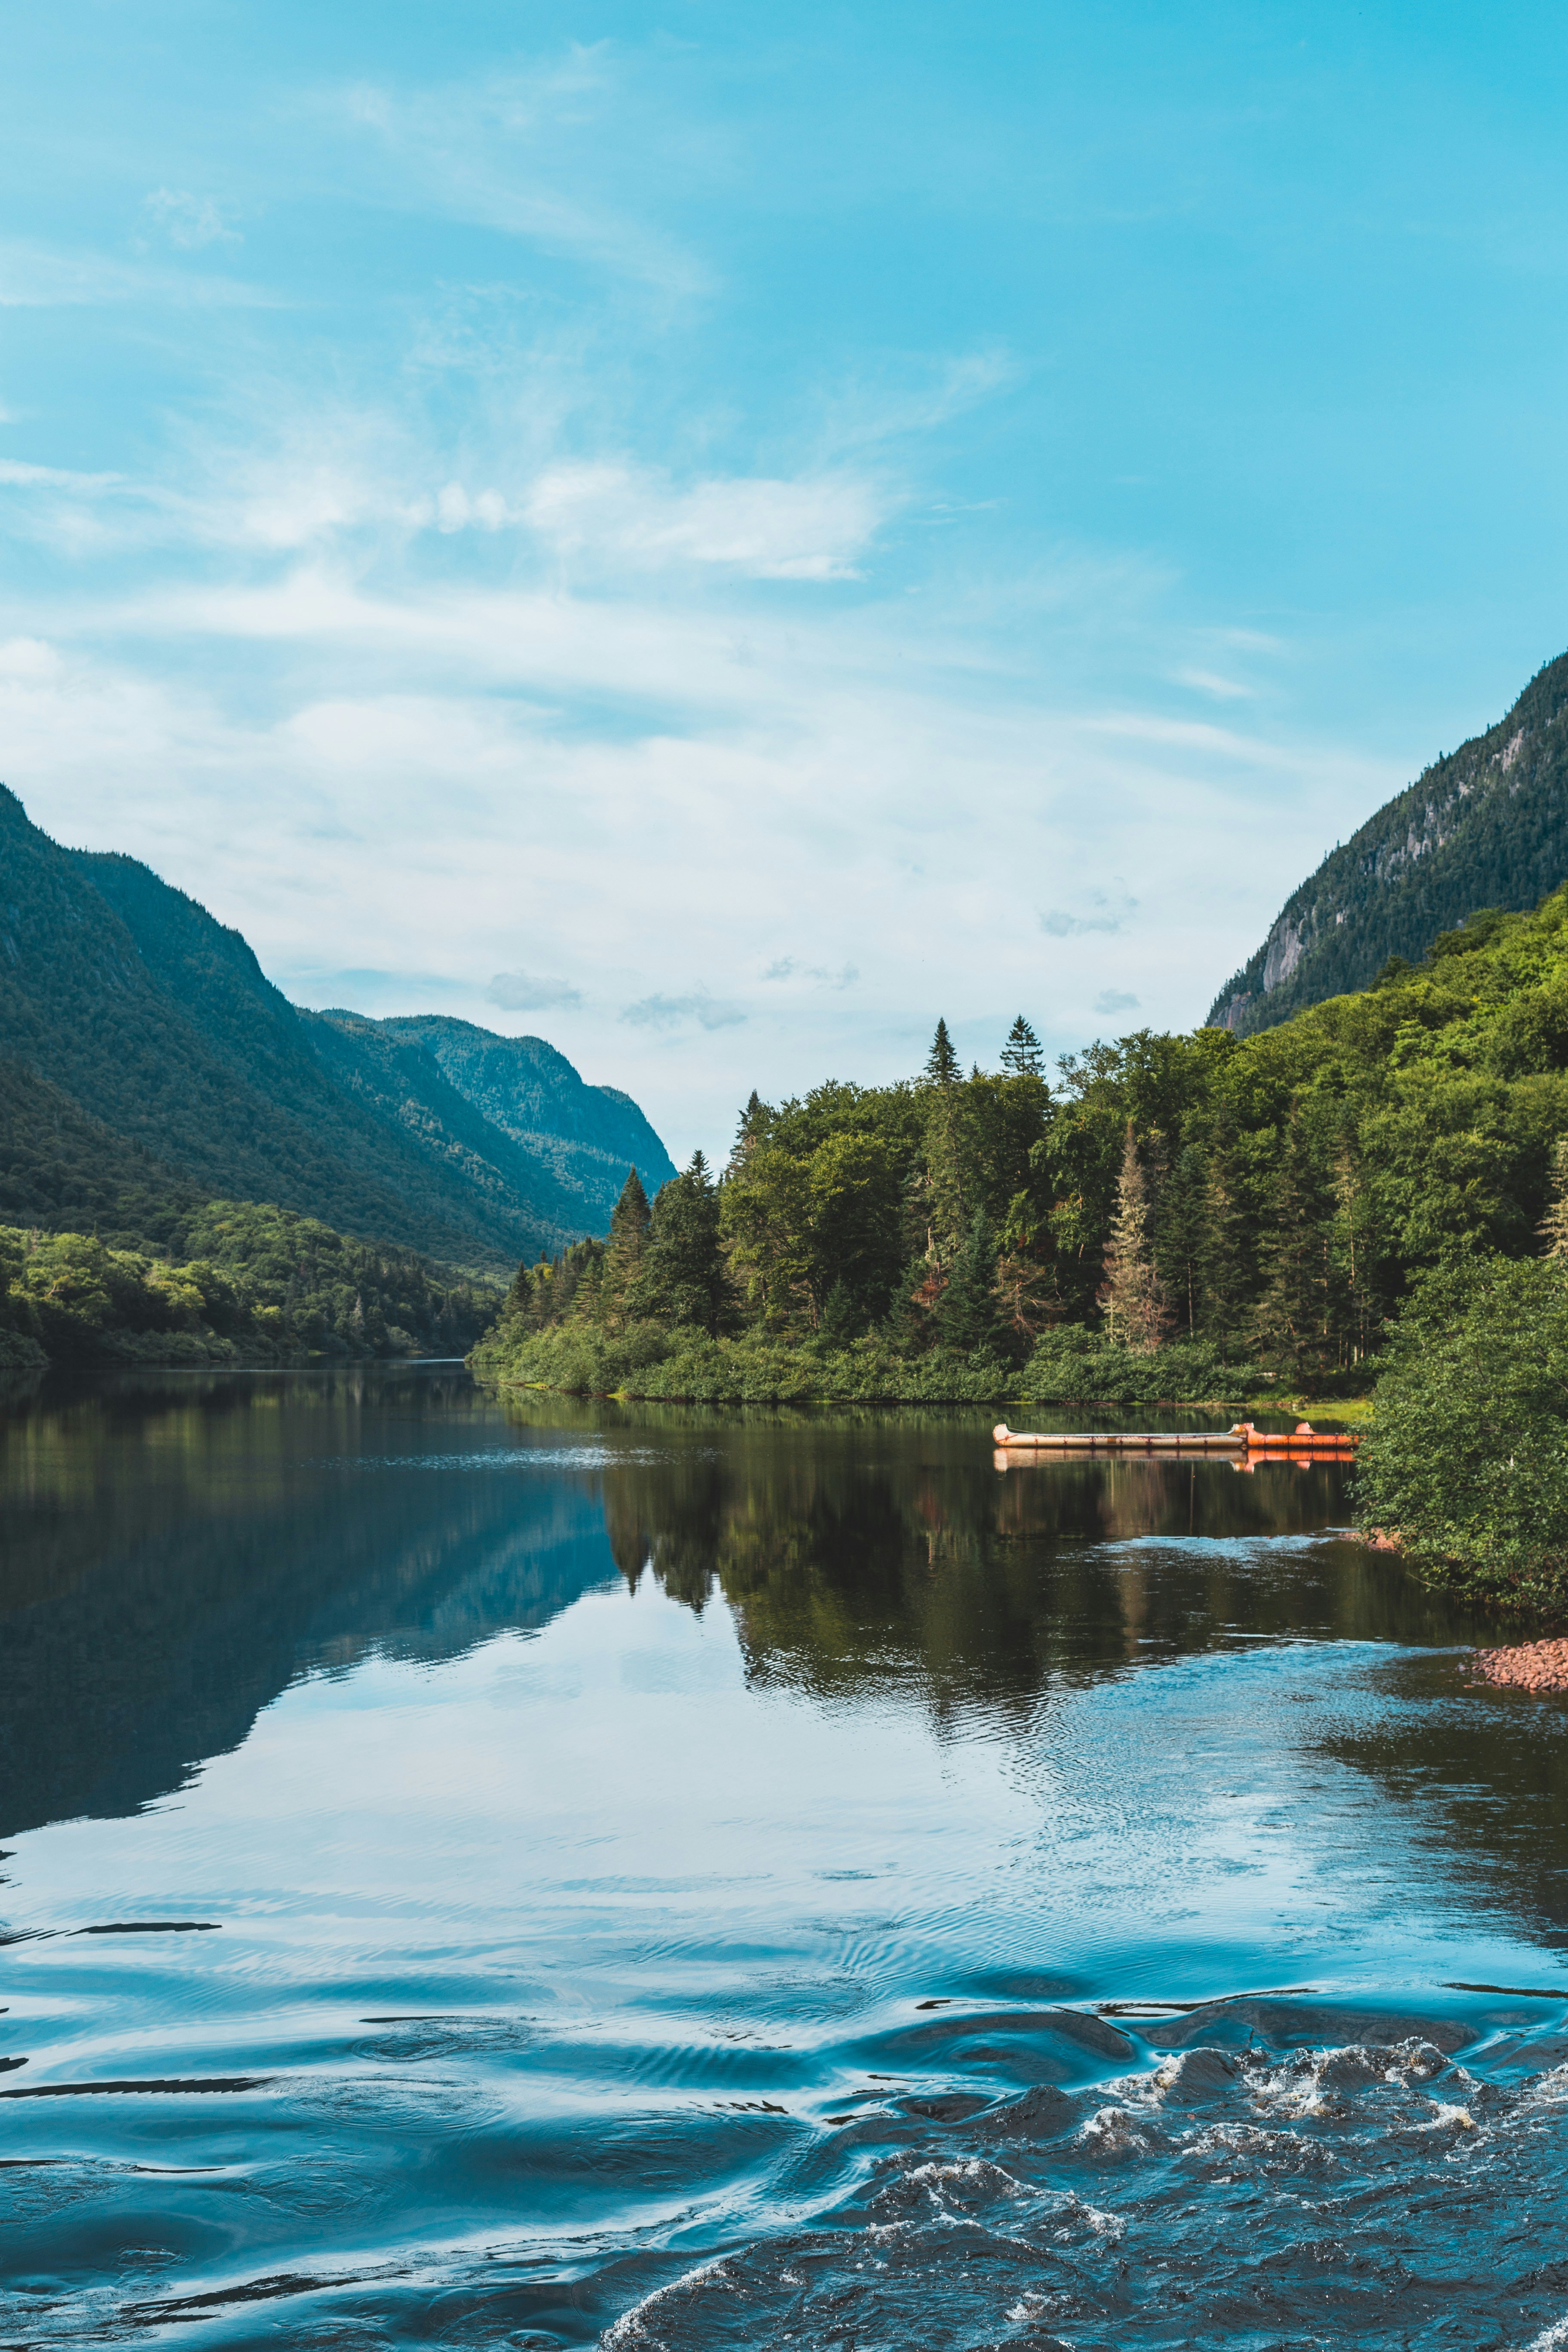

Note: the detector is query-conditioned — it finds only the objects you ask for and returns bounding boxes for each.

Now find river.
[2,1365,1566,2347]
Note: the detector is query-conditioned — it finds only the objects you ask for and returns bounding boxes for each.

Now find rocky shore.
[1471,1639,1568,1693]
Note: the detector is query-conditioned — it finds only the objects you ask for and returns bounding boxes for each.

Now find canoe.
[993,1421,1358,1457]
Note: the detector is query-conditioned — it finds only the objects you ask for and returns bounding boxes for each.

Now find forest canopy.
[473,886,1568,1404]
[0,1201,499,1371]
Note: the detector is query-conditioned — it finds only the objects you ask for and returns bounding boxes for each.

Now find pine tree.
[727,1090,768,1176]
[1155,1142,1208,1338]
[1197,1113,1250,1363]
[1252,1108,1335,1377]
[1000,1016,1044,1077]
[640,1151,729,1334]
[935,1209,1003,1353]
[1542,1138,1568,1257]
[1097,1121,1169,1351]
[924,1018,959,1087]
[1330,1134,1379,1366]
[603,1167,651,1327]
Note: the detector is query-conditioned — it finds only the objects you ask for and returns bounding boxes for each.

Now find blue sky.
[3,0,1568,1158]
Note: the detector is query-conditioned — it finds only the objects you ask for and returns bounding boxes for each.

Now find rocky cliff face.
[1208,652,1568,1037]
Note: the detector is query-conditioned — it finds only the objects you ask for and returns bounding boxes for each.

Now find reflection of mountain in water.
[0,1369,620,1839]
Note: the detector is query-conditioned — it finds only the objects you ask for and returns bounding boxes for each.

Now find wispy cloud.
[328,55,710,294]
[523,462,885,580]
[1094,989,1139,1014]
[622,991,747,1032]
[1041,888,1138,939]
[1173,666,1253,701]
[142,190,242,252]
[488,968,583,1011]
[763,957,859,989]
[0,237,272,309]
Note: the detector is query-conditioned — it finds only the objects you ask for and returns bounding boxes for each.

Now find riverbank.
[468,1319,1362,1412]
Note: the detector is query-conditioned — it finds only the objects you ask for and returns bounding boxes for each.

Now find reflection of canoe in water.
[993,1420,1359,1460]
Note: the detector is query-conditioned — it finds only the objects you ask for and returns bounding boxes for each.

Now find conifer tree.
[935,1209,1004,1354]
[1097,1121,1169,1351]
[924,1018,959,1087]
[640,1151,729,1334]
[1000,1016,1045,1077]
[1154,1142,1208,1337]
[1252,1108,1335,1376]
[919,1019,969,1258]
[603,1167,651,1328]
[1541,1138,1568,1258]
[1331,1134,1378,1366]
[727,1090,768,1176]
[1197,1112,1249,1362]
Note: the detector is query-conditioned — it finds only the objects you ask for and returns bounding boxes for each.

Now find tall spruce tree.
[924,1018,960,1087]
[1331,1133,1379,1365]
[1097,1121,1169,1351]
[1155,1142,1209,1338]
[640,1151,729,1334]
[1000,1016,1045,1077]
[934,1208,1004,1354]
[1252,1108,1335,1376]
[1197,1112,1249,1362]
[603,1167,652,1327]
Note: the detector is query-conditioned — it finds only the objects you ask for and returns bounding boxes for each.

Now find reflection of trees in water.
[568,1397,1481,1719]
[1315,1659,1568,1950]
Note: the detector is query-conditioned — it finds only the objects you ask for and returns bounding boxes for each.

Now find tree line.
[489,886,1568,1393]
[0,1201,499,1370]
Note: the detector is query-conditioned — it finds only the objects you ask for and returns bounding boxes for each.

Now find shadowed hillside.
[0,789,674,1271]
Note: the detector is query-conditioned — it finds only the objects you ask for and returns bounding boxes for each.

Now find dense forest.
[1210,646,1568,1038]
[474,885,1568,1403]
[0,1201,499,1370]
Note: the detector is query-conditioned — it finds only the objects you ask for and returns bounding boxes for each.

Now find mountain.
[377,1016,673,1228]
[1207,648,1568,1036]
[0,789,676,1269]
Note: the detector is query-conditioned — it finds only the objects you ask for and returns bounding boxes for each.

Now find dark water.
[3,1367,1568,2349]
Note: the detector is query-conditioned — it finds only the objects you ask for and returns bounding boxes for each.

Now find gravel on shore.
[1471,1639,1568,1692]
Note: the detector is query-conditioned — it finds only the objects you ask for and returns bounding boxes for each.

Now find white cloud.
[488,969,583,1011]
[622,992,747,1032]
[763,957,859,989]
[1094,989,1140,1014]
[522,462,885,580]
[1174,666,1253,701]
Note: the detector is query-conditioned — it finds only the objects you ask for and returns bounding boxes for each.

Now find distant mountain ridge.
[0,789,675,1268]
[1208,648,1568,1036]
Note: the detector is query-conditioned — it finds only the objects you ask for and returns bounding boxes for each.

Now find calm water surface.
[3,1366,1568,2348]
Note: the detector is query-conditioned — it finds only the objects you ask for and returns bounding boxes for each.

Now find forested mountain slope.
[1209,648,1568,1037]
[0,789,673,1270]
[380,1016,675,1226]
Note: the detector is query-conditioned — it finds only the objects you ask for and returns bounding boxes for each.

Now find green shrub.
[1356,1254,1568,1606]
[1017,1328,1254,1403]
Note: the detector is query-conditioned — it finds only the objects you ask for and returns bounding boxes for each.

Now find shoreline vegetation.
[474,895,1568,1609]
[0,1201,499,1371]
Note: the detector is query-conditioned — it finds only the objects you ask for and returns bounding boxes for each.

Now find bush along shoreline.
[467,1318,1258,1406]
[1353,1250,1568,1612]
